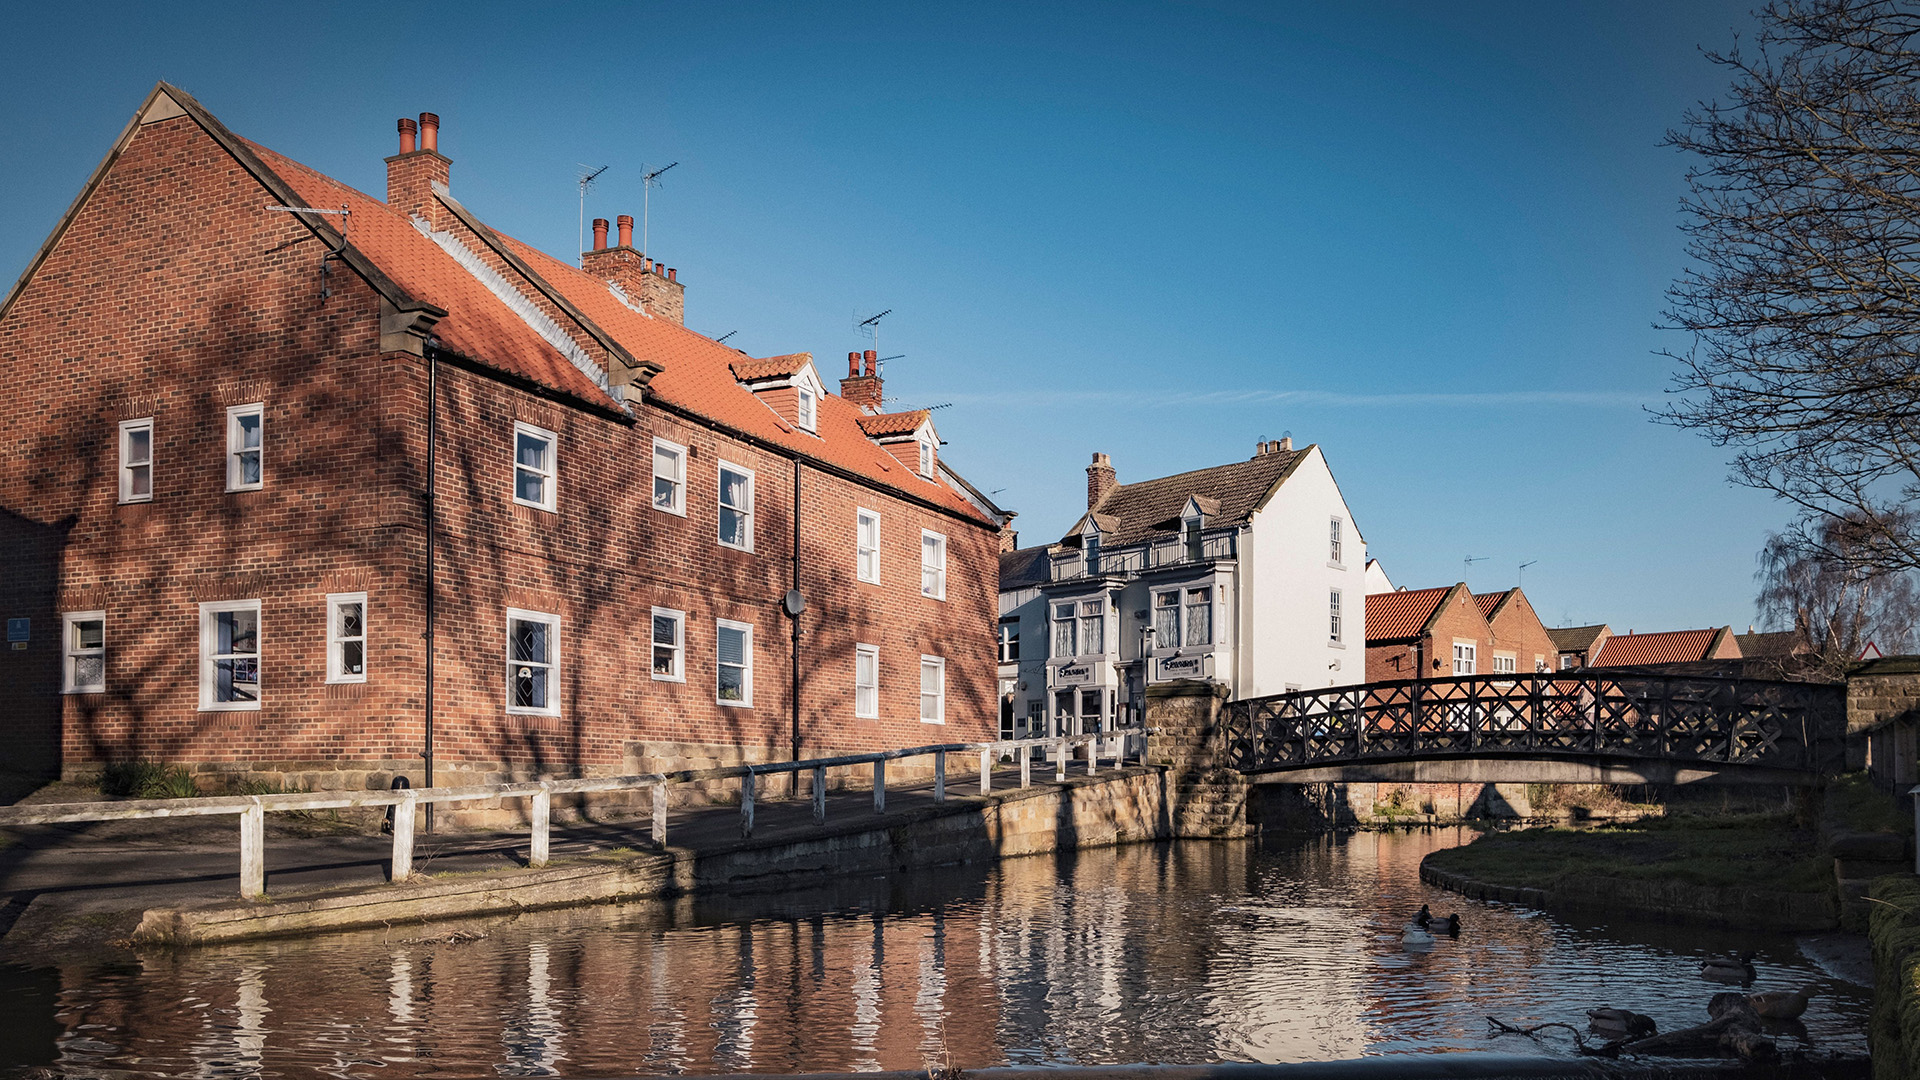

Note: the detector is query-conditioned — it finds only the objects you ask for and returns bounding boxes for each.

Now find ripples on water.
[0,828,1869,1076]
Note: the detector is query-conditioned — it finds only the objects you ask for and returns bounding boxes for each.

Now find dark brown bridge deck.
[1225,671,1846,785]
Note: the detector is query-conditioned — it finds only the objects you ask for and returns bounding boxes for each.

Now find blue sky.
[1,1,1781,633]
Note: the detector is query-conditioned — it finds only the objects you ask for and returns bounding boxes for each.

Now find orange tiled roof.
[1366,586,1453,641]
[1473,590,1511,618]
[858,411,931,439]
[243,141,612,406]
[237,130,985,523]
[1590,629,1724,667]
[493,237,984,521]
[730,354,811,381]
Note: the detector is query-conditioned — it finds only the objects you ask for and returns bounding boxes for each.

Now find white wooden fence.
[0,729,1150,900]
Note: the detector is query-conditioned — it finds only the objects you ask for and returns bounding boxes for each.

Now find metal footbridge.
[1224,671,1846,785]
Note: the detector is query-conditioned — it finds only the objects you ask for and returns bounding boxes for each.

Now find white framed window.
[62,611,105,694]
[857,509,881,584]
[199,599,261,711]
[1078,600,1104,656]
[1052,602,1077,658]
[1492,653,1517,675]
[1329,589,1343,643]
[1184,587,1213,646]
[118,418,153,503]
[1452,642,1476,676]
[506,608,560,716]
[326,592,368,684]
[652,438,687,516]
[797,385,817,432]
[651,607,685,682]
[226,403,263,491]
[921,530,947,599]
[920,655,945,724]
[513,422,557,512]
[718,461,754,550]
[1560,655,1576,671]
[997,618,1020,663]
[1329,517,1343,564]
[855,643,879,718]
[918,436,934,478]
[1153,590,1180,646]
[717,619,753,707]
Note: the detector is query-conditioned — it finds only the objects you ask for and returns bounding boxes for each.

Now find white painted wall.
[1242,447,1369,696]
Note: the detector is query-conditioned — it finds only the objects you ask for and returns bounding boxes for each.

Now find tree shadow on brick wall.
[0,507,69,788]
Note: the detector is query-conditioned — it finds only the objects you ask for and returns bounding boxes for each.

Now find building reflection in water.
[15,830,1867,1077]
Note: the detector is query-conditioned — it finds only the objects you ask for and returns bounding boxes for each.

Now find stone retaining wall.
[134,767,1175,945]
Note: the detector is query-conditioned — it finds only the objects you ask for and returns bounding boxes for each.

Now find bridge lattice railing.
[1223,671,1845,775]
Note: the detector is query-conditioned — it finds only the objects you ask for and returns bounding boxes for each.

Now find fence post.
[934,752,946,803]
[813,765,827,825]
[1088,736,1099,775]
[873,760,886,814]
[741,770,756,838]
[390,792,416,883]
[529,782,551,869]
[1020,744,1031,788]
[651,783,668,845]
[239,798,265,899]
[1056,740,1068,782]
[980,749,992,794]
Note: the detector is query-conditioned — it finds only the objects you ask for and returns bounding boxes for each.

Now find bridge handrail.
[0,728,1155,900]
[1225,670,1843,777]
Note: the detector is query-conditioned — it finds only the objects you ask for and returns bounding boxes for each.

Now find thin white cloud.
[935,387,1650,409]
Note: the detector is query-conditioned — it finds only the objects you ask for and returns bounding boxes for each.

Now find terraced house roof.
[1365,586,1455,641]
[1590,627,1739,667]
[113,86,993,525]
[1079,447,1307,547]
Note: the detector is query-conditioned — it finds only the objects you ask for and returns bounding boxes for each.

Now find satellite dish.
[782,589,806,617]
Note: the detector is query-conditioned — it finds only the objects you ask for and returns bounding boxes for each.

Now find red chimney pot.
[864,349,877,376]
[667,268,677,281]
[591,218,609,250]
[418,112,440,154]
[397,117,417,155]
[848,351,860,376]
[616,215,633,248]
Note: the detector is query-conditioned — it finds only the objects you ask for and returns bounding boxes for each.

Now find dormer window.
[1082,523,1102,574]
[1184,516,1203,561]
[918,434,934,477]
[796,385,817,433]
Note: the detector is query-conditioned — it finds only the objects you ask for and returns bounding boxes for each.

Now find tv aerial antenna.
[855,310,892,368]
[1518,559,1538,589]
[576,164,609,267]
[642,161,678,256]
[1464,554,1488,580]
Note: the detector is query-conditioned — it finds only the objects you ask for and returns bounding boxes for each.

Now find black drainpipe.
[423,345,439,831]
[790,458,803,796]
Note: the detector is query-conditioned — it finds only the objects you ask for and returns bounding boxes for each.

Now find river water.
[0,828,1870,1076]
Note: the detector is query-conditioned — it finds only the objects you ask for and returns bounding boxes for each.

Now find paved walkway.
[0,759,1135,943]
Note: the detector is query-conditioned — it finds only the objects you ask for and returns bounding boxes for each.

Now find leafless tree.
[1662,0,1920,574]
[1756,514,1920,672]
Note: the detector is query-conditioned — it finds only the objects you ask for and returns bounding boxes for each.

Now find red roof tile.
[730,354,810,381]
[857,411,931,439]
[222,127,986,524]
[493,236,985,521]
[1473,590,1511,618]
[1590,629,1726,667]
[242,140,611,406]
[1366,586,1453,641]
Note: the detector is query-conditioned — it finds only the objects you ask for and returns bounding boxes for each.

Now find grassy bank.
[1871,875,1920,1080]
[1424,814,1831,894]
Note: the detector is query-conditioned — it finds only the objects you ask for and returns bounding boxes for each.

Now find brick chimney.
[387,112,453,230]
[999,522,1020,553]
[840,350,883,412]
[1088,452,1116,509]
[580,212,686,325]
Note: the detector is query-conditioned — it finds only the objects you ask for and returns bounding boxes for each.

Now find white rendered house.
[997,437,1368,739]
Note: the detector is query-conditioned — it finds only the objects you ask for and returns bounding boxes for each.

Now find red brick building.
[0,85,1006,790]
[1364,584,1557,682]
